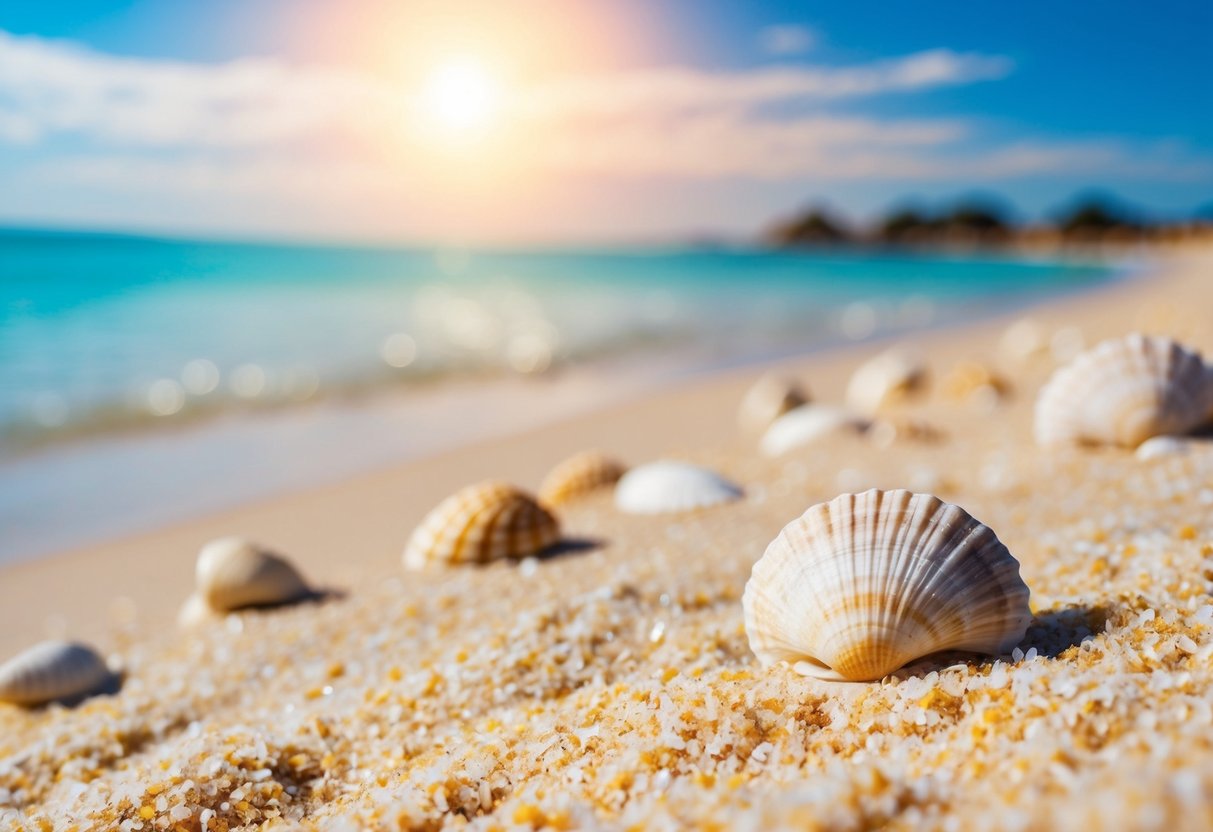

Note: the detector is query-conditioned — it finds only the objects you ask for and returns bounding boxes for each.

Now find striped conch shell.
[1034,334,1210,448]
[738,373,809,435]
[0,641,114,707]
[195,537,312,613]
[743,489,1031,682]
[845,349,928,415]
[404,481,560,569]
[760,404,869,457]
[538,451,627,507]
[614,461,743,514]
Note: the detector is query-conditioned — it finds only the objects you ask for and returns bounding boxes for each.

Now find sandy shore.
[3,245,1213,829]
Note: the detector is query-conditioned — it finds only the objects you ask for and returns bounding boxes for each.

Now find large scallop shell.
[1034,334,1210,448]
[0,641,113,707]
[760,404,869,457]
[538,451,628,506]
[738,373,809,435]
[743,489,1031,682]
[404,481,560,569]
[196,537,311,612]
[614,461,743,514]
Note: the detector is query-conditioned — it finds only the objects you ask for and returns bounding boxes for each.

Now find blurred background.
[1,0,1210,558]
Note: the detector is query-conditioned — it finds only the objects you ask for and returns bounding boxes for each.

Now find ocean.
[0,228,1118,559]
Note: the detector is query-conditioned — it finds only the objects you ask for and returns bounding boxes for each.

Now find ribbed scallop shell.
[743,489,1031,682]
[1034,334,1210,448]
[404,481,560,569]
[845,349,928,415]
[538,451,628,506]
[614,461,743,514]
[738,373,809,435]
[760,405,869,457]
[196,537,311,612]
[0,641,112,707]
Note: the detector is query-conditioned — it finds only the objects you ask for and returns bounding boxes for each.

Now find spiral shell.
[0,641,113,707]
[738,373,809,435]
[845,349,928,415]
[1034,334,1210,448]
[614,461,743,514]
[743,489,1031,682]
[760,405,869,457]
[404,482,560,569]
[538,451,628,506]
[196,537,311,613]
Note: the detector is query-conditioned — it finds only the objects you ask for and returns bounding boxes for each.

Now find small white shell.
[0,641,113,707]
[845,349,928,414]
[404,482,560,569]
[614,461,743,514]
[538,451,628,506]
[759,405,869,457]
[196,537,311,613]
[1035,334,1210,448]
[1134,435,1194,461]
[738,373,809,435]
[743,489,1031,682]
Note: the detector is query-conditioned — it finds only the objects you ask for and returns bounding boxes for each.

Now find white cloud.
[758,24,819,56]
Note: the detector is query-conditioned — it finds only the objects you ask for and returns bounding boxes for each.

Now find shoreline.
[0,251,1131,565]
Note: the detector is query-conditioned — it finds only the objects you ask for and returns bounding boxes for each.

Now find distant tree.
[877,208,936,243]
[767,207,852,246]
[941,202,1011,234]
[1055,196,1142,237]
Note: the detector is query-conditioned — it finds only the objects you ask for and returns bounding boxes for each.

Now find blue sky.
[1,0,1210,243]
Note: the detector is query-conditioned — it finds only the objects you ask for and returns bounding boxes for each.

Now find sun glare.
[421,58,501,134]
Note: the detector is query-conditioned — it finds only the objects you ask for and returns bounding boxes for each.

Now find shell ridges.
[538,451,628,506]
[0,641,113,707]
[743,489,1031,682]
[404,481,560,569]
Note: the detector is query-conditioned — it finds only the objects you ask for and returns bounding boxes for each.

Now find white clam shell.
[1134,435,1194,461]
[0,641,113,707]
[1034,333,1210,448]
[196,537,311,613]
[845,349,928,415]
[743,489,1031,682]
[738,373,809,435]
[760,404,869,457]
[614,461,743,514]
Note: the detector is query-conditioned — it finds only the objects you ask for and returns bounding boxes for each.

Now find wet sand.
[2,245,1212,830]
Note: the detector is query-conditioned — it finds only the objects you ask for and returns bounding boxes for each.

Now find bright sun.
[420,58,501,134]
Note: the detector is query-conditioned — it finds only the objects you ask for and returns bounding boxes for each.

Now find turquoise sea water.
[0,229,1114,453]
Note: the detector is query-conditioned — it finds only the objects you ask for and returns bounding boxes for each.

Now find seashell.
[196,537,311,612]
[738,373,809,435]
[0,641,113,706]
[743,489,1031,682]
[760,405,869,457]
[1034,334,1209,448]
[177,592,216,627]
[538,451,628,506]
[867,417,945,450]
[998,318,1048,365]
[941,361,1011,403]
[845,349,928,415]
[404,481,560,569]
[1134,435,1194,461]
[614,461,743,514]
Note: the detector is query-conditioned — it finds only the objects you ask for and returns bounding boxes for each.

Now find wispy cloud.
[0,28,1207,240]
[758,24,819,56]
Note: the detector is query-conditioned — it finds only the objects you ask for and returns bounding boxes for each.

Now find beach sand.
[3,245,1213,830]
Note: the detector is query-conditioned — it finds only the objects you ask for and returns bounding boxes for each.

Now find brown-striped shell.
[1034,333,1210,448]
[0,641,114,707]
[404,481,560,569]
[743,489,1031,682]
[538,451,628,506]
[195,537,312,613]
